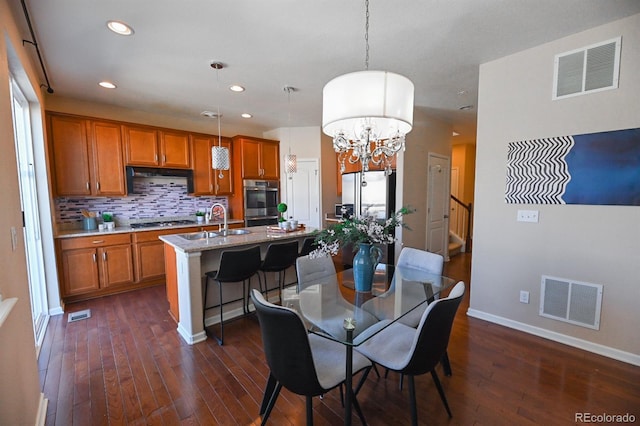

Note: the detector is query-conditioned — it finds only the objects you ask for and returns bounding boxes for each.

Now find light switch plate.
[517,210,539,223]
[520,290,530,304]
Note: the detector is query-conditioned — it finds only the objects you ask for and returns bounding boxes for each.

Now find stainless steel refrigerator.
[341,170,396,265]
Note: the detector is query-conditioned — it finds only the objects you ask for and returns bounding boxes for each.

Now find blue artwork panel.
[563,128,640,205]
[505,127,640,206]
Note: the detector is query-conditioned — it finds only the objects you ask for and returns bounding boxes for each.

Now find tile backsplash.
[55,177,228,226]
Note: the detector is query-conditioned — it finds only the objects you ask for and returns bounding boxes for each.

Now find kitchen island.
[160,225,318,344]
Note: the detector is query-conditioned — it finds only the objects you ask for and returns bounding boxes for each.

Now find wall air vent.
[552,36,621,100]
[540,276,603,330]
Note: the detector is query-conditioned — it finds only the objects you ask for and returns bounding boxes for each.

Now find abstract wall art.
[505,127,640,206]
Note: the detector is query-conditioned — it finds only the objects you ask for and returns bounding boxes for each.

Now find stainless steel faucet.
[207,202,228,236]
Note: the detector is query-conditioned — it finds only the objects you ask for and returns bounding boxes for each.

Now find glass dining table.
[282,263,458,425]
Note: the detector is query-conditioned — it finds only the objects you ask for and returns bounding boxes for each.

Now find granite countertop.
[55,219,245,239]
[160,225,318,253]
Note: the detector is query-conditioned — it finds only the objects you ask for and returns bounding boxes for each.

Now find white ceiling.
[13,1,640,143]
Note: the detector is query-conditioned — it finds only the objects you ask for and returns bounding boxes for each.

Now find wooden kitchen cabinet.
[234,136,280,180]
[58,233,134,301]
[191,134,233,195]
[123,125,191,168]
[160,130,191,168]
[47,113,126,196]
[132,227,199,283]
[90,120,126,195]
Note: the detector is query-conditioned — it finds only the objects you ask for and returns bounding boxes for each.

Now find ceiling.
[12,1,640,144]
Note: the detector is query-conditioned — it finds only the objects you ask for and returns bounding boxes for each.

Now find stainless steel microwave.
[335,203,354,218]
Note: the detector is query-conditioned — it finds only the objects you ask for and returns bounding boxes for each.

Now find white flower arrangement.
[309,207,414,258]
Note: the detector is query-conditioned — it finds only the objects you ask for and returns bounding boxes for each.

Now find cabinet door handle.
[86,182,90,191]
[96,182,100,190]
[103,252,107,261]
[163,154,166,163]
[92,253,97,262]
[155,154,159,162]
[215,184,219,192]
[92,240,105,244]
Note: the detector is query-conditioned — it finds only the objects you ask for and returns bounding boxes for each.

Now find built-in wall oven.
[243,179,279,227]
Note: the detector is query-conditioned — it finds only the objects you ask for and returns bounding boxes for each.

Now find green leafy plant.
[310,206,414,258]
[101,212,113,222]
[277,203,288,222]
[195,211,205,217]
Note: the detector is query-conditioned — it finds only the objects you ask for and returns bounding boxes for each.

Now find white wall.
[0,0,48,423]
[263,125,322,201]
[397,108,452,252]
[470,13,640,364]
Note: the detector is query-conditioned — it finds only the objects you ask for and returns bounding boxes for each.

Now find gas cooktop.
[129,220,197,229]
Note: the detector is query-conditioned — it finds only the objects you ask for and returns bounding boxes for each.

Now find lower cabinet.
[57,224,242,303]
[132,227,199,283]
[58,234,134,301]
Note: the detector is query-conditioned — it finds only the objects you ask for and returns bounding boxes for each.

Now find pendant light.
[284,86,297,174]
[322,0,414,176]
[210,62,230,177]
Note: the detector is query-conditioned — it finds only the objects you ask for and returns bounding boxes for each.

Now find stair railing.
[450,195,472,252]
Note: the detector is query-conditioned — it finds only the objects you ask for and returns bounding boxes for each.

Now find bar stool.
[299,237,316,257]
[257,241,299,303]
[203,245,261,345]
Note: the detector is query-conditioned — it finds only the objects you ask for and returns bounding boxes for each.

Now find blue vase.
[353,244,383,292]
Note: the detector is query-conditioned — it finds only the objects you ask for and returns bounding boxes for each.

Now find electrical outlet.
[517,210,539,223]
[519,290,530,304]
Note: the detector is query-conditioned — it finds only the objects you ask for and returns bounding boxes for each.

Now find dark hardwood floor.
[39,253,640,425]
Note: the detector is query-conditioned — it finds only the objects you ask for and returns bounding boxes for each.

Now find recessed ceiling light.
[106,20,134,36]
[229,85,245,92]
[452,131,460,136]
[201,111,221,119]
[98,81,116,89]
[241,113,252,119]
[459,105,474,111]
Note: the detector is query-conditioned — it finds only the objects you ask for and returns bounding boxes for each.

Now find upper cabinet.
[47,113,126,197]
[234,136,280,180]
[123,125,191,169]
[191,134,233,195]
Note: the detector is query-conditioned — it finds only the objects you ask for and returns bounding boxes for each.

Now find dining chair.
[296,254,337,292]
[354,281,465,426]
[203,245,261,345]
[250,289,372,425]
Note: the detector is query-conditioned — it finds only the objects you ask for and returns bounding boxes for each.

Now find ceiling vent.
[552,36,621,100]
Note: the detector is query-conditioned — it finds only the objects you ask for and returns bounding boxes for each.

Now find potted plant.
[101,212,115,230]
[277,203,288,228]
[195,211,205,223]
[311,207,414,292]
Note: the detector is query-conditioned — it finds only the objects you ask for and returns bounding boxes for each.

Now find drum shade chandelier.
[322,0,414,176]
[210,62,230,176]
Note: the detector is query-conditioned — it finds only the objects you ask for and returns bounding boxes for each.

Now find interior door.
[286,159,320,229]
[426,153,450,258]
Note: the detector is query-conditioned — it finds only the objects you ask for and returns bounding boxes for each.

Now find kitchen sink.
[178,231,220,241]
[224,229,251,235]
[177,229,251,241]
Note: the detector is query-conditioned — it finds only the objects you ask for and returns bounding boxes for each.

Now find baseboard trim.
[466,308,640,367]
[35,393,48,426]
